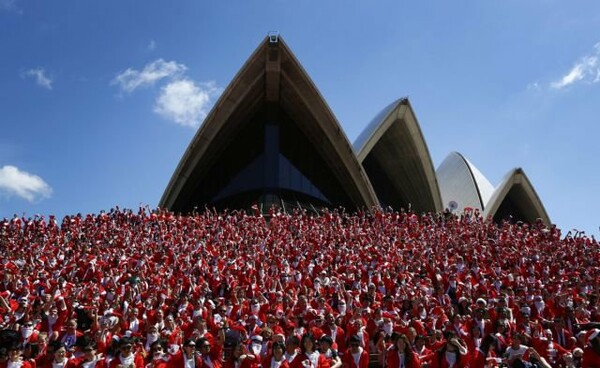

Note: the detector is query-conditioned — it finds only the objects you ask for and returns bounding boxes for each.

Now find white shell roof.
[436,152,495,212]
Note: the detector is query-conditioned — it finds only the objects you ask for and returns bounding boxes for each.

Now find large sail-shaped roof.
[354,98,442,213]
[159,36,378,212]
[484,168,550,224]
[437,152,495,212]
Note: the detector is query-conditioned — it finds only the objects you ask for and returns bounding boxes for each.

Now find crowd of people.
[1,206,600,368]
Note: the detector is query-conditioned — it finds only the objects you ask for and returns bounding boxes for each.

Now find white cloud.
[0,165,52,202]
[551,42,600,89]
[112,59,186,93]
[24,68,53,90]
[154,79,220,127]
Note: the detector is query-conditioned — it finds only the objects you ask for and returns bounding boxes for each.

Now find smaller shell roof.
[484,168,551,224]
[353,98,405,154]
[437,152,495,212]
[353,98,442,213]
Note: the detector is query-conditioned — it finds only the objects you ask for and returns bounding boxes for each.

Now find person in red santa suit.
[145,341,169,368]
[108,337,144,368]
[468,334,501,368]
[223,341,259,368]
[121,308,143,337]
[290,334,329,368]
[385,334,421,368]
[262,341,290,368]
[341,335,368,368]
[317,336,340,368]
[198,327,226,368]
[19,319,39,345]
[166,339,202,368]
[40,300,68,341]
[1,344,34,368]
[184,315,214,343]
[70,339,107,368]
[414,335,434,366]
[550,316,574,350]
[582,329,600,368]
[429,334,468,368]
[344,319,368,353]
[159,315,181,347]
[465,308,492,342]
[320,314,345,353]
[58,319,83,354]
[38,341,76,368]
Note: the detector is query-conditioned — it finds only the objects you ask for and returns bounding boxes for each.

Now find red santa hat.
[586,329,600,344]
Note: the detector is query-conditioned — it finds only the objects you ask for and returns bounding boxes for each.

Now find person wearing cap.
[248,335,264,359]
[108,337,144,368]
[167,339,201,368]
[581,329,600,367]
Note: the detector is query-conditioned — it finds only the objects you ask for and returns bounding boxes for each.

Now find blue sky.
[1,0,599,236]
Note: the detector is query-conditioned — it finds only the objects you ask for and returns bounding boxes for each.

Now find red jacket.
[200,344,224,368]
[71,357,108,368]
[341,349,368,368]
[261,355,290,368]
[223,356,259,368]
[582,346,600,368]
[290,353,330,368]
[109,353,145,368]
[385,349,421,368]
[0,361,34,368]
[429,352,467,368]
[468,349,497,368]
[167,351,203,368]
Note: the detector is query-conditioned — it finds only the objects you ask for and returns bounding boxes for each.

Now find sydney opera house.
[159,35,550,224]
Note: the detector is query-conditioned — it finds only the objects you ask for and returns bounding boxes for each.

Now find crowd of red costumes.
[1,207,600,368]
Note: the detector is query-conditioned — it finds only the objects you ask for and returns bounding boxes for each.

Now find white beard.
[147,333,159,344]
[383,322,393,336]
[21,327,33,339]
